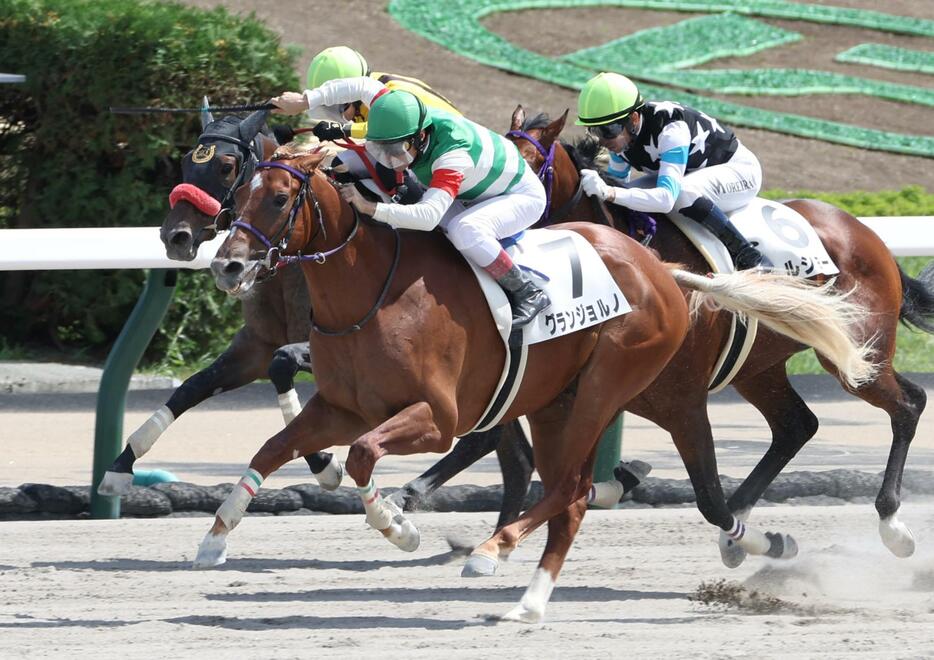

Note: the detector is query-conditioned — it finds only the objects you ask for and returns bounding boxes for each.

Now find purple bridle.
[506,130,557,222]
[230,160,358,268]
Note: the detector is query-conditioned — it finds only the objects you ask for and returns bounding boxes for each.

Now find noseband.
[505,130,583,226]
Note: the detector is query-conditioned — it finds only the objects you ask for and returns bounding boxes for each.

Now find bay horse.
[194,147,873,622]
[99,109,541,529]
[506,105,934,566]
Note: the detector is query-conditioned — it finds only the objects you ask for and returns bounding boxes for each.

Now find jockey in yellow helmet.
[272,46,460,202]
[576,72,764,269]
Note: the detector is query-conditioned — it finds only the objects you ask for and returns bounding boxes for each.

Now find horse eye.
[274,193,289,207]
[220,163,234,175]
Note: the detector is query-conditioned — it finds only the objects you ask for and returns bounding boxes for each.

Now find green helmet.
[576,72,644,126]
[306,46,368,88]
[366,90,432,142]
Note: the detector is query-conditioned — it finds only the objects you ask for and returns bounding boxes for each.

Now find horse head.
[211,148,336,297]
[162,108,277,261]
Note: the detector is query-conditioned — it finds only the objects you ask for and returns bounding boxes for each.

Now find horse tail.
[898,261,934,334]
[670,268,877,389]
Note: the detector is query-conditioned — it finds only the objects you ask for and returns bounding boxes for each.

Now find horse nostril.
[223,260,245,276]
[170,230,192,247]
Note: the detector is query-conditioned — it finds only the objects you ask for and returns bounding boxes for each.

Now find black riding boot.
[496,265,551,329]
[680,197,763,270]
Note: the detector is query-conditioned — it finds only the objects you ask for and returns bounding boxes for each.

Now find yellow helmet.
[576,72,643,126]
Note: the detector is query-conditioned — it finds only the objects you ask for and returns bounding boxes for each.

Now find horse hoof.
[314,458,344,491]
[500,603,544,624]
[193,533,227,569]
[97,470,133,496]
[381,515,420,553]
[879,516,915,558]
[765,532,798,560]
[462,552,499,578]
[718,530,748,569]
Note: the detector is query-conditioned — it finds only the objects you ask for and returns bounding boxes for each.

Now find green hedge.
[0,0,298,367]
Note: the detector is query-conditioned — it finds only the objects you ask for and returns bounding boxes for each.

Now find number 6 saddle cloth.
[668,197,839,392]
[463,228,630,434]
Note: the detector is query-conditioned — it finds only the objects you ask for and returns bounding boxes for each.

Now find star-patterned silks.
[643,134,661,162]
[698,110,725,133]
[650,101,683,117]
[690,126,710,155]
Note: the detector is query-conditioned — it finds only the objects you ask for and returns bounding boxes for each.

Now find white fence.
[0,217,929,270]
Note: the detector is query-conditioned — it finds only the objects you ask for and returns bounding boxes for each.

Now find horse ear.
[510,104,526,131]
[541,108,569,145]
[239,109,270,142]
[200,96,214,130]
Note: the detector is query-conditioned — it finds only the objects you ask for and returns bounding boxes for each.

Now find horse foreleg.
[345,402,450,553]
[193,394,364,568]
[99,327,270,496]
[493,420,534,530]
[678,414,798,567]
[267,342,344,491]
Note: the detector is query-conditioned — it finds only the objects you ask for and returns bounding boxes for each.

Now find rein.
[233,161,400,336]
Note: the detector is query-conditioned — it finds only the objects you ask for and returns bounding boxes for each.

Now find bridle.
[230,161,400,336]
[505,129,583,226]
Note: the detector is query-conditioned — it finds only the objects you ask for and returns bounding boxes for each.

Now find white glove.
[580,169,610,201]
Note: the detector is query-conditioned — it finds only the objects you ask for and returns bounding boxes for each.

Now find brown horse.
[193,147,873,622]
[506,106,934,566]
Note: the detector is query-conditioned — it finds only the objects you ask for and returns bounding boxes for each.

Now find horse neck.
[552,144,608,226]
[296,175,396,332]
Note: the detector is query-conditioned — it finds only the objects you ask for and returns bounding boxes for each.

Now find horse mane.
[520,112,552,132]
[271,145,329,171]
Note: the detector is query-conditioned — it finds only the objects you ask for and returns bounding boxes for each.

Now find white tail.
[671,269,876,389]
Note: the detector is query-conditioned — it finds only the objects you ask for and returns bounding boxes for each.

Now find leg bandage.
[216,468,263,530]
[128,405,175,458]
[727,516,770,554]
[358,478,392,530]
[277,389,302,424]
[588,480,624,508]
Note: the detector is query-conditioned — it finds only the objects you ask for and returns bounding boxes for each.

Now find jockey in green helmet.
[577,72,764,270]
[333,89,552,329]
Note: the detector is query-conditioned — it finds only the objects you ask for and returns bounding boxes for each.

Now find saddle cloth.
[667,197,839,392]
[464,228,630,433]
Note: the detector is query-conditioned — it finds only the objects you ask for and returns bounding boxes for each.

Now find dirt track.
[2,505,934,657]
[183,0,933,192]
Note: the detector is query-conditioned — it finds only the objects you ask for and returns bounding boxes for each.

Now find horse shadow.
[28,548,472,574]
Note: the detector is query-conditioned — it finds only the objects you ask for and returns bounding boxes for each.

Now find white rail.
[0,217,929,271]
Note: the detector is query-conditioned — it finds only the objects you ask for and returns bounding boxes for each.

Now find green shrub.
[0,0,299,366]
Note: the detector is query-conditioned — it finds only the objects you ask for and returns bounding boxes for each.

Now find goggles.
[586,121,627,140]
[365,139,416,170]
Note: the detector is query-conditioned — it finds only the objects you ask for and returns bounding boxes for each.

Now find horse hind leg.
[818,350,926,557]
[99,328,270,496]
[267,342,344,491]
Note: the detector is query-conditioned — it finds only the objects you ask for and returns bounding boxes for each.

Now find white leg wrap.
[216,468,262,531]
[725,518,770,555]
[358,478,419,551]
[359,479,392,530]
[277,389,301,424]
[127,405,174,458]
[313,457,344,491]
[588,480,624,508]
[503,568,555,624]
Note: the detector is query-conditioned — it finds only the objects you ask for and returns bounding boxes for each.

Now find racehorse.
[194,146,873,622]
[506,105,934,566]
[98,109,542,529]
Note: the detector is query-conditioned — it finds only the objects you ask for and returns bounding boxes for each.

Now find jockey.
[332,89,551,329]
[576,72,764,270]
[271,46,459,203]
